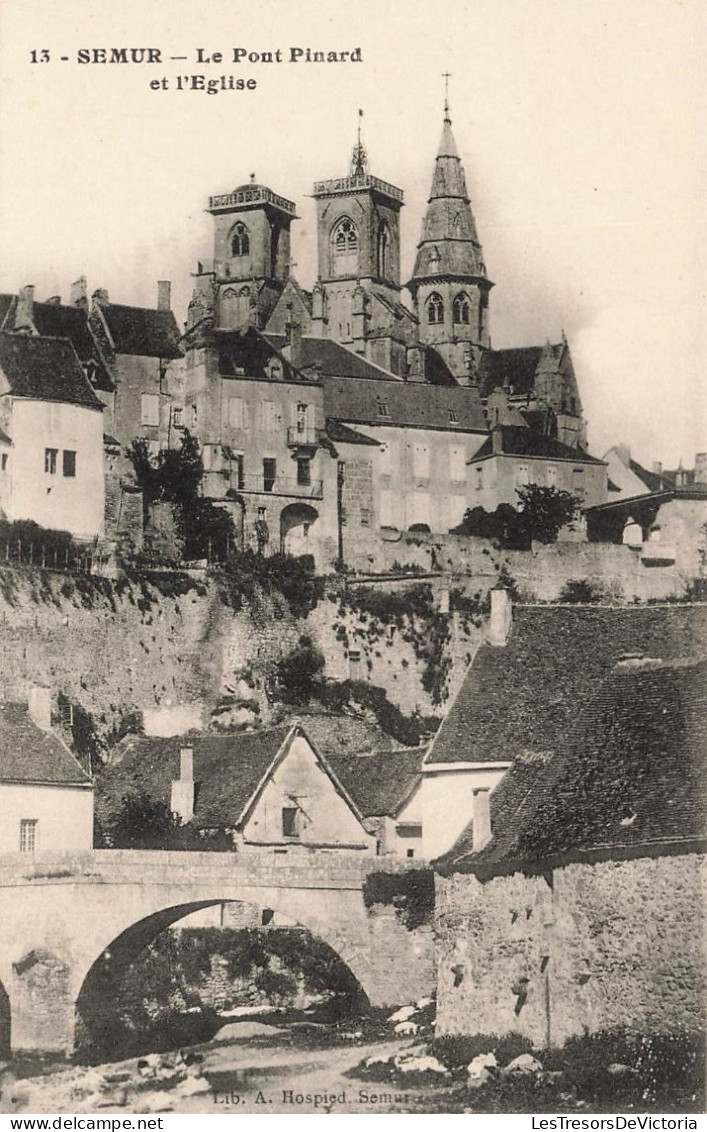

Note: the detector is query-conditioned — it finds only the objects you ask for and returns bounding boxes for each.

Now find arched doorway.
[74,899,368,1063]
[280,503,318,557]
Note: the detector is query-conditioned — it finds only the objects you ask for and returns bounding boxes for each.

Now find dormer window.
[231,222,250,257]
[427,293,444,325]
[376,399,390,418]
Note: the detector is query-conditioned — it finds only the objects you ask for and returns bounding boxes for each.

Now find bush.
[315,680,440,747]
[106,791,234,851]
[560,578,601,604]
[274,636,326,704]
[452,504,528,547]
[362,869,435,930]
[431,1031,534,1070]
[516,484,581,544]
[220,550,320,618]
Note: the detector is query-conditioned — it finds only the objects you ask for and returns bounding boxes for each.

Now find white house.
[0,686,94,854]
[0,331,105,539]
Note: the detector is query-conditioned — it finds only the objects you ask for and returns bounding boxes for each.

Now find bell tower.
[312,113,404,345]
[188,174,298,333]
[406,91,493,382]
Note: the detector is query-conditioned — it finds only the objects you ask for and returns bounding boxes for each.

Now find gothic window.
[331,216,359,276]
[453,293,471,325]
[427,293,444,325]
[231,222,250,257]
[377,222,390,278]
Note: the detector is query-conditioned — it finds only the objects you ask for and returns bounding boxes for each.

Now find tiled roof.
[0,333,104,409]
[327,746,427,818]
[323,375,487,433]
[215,328,312,384]
[0,703,91,786]
[468,425,604,464]
[100,725,294,829]
[265,334,403,383]
[441,658,707,873]
[28,302,114,392]
[426,605,707,766]
[100,303,182,359]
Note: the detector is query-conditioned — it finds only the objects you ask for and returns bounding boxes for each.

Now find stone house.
[102,723,376,854]
[0,330,105,539]
[433,604,707,1045]
[0,686,94,854]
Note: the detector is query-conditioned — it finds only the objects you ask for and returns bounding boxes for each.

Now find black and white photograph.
[0,0,704,1118]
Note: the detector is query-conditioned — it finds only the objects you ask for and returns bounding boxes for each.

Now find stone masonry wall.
[435,852,706,1046]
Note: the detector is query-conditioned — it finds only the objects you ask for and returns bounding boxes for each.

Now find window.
[475,465,484,491]
[547,465,557,487]
[141,393,160,426]
[377,222,390,278]
[379,489,397,527]
[282,807,300,838]
[172,406,183,429]
[231,222,250,257]
[376,400,390,418]
[62,450,76,477]
[427,293,444,325]
[261,401,278,433]
[448,408,458,424]
[19,819,37,852]
[296,458,311,487]
[263,458,277,492]
[407,849,415,859]
[450,446,466,482]
[232,453,245,489]
[331,216,358,275]
[1,454,7,471]
[44,448,57,475]
[348,650,362,680]
[229,397,248,430]
[379,441,396,476]
[295,403,309,434]
[409,491,431,528]
[515,463,529,487]
[453,293,471,324]
[412,444,430,478]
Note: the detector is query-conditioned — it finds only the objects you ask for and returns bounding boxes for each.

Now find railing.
[286,425,324,447]
[313,173,404,202]
[231,473,323,499]
[208,187,297,214]
[0,540,96,574]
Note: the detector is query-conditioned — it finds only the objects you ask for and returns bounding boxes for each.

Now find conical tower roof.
[409,112,489,284]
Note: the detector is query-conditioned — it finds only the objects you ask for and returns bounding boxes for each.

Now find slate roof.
[468,425,604,465]
[28,301,114,392]
[0,703,91,786]
[439,658,707,874]
[327,746,427,818]
[265,334,403,383]
[326,419,381,446]
[216,328,313,384]
[100,303,182,359]
[426,605,707,766]
[0,333,104,409]
[0,295,16,330]
[324,375,487,433]
[101,725,294,829]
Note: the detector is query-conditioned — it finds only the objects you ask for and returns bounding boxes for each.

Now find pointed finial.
[351,109,368,177]
[442,73,452,122]
[250,172,256,184]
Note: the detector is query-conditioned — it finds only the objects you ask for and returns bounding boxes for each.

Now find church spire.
[350,109,369,177]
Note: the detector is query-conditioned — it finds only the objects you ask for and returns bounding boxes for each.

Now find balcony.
[312,173,404,202]
[230,472,323,500]
[208,186,297,215]
[286,425,324,449]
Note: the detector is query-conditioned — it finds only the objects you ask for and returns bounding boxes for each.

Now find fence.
[0,540,97,574]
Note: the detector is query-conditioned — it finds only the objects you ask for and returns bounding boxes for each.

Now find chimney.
[16,285,35,328]
[157,281,171,311]
[472,788,492,852]
[28,685,51,731]
[45,296,61,306]
[614,443,631,468]
[491,424,504,455]
[170,745,195,824]
[92,288,110,308]
[694,453,707,485]
[651,461,663,477]
[70,276,88,311]
[488,586,512,646]
[675,460,686,488]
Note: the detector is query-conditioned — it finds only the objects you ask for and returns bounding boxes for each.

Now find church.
[178,101,605,567]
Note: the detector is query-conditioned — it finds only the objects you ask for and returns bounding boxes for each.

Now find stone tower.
[187,175,298,334]
[312,116,404,345]
[407,104,493,382]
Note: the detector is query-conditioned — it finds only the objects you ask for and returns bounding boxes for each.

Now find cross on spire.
[350,108,368,177]
[442,73,452,121]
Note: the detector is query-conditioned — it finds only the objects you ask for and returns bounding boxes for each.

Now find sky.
[0,0,704,467]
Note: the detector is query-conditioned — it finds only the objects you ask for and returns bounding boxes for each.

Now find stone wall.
[435,851,706,1046]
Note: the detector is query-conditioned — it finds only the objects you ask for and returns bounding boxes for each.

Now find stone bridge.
[0,850,434,1055]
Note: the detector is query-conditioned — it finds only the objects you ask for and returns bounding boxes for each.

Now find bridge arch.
[74,897,369,1059]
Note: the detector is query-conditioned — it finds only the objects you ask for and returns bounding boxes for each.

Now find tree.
[515,483,581,544]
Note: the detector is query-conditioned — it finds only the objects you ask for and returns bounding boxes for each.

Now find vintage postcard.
[0,0,704,1119]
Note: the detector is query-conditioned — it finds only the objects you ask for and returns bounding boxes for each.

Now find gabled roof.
[0,295,16,330]
[327,746,427,818]
[324,375,487,433]
[326,419,381,446]
[214,327,314,384]
[265,334,403,383]
[98,302,182,359]
[0,333,104,409]
[25,302,114,391]
[439,658,707,874]
[0,703,91,787]
[100,723,366,831]
[426,605,707,766]
[468,425,604,464]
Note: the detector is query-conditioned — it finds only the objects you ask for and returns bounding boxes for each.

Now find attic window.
[282,807,301,838]
[376,400,390,418]
[448,408,458,423]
